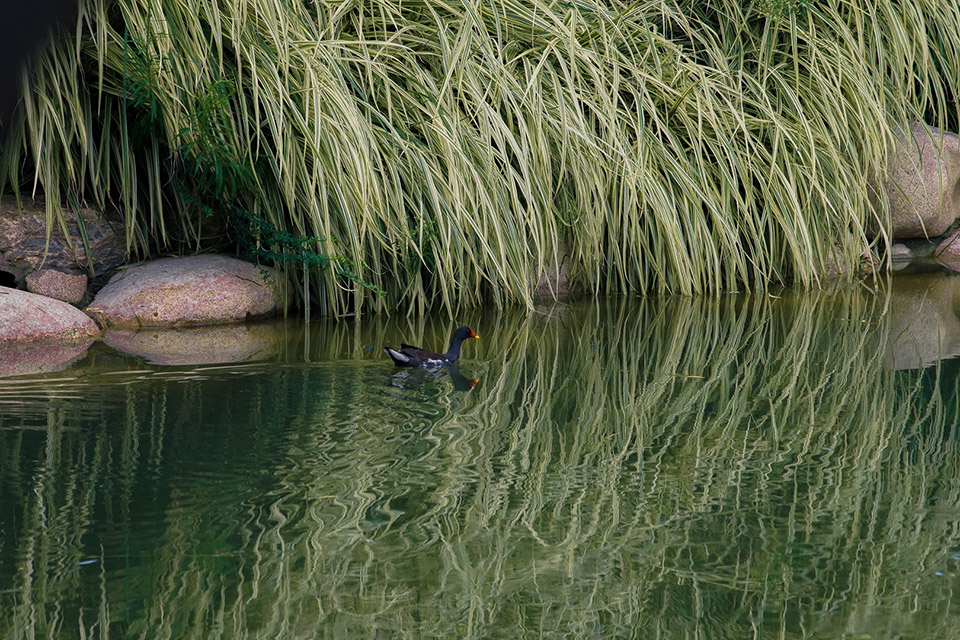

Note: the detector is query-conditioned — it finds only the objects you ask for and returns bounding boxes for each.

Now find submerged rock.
[883,123,960,239]
[85,254,283,329]
[0,287,101,344]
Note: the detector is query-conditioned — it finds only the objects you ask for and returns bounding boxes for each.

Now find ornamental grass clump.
[2,0,959,315]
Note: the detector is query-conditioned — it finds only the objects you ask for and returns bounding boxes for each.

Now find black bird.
[384,325,479,370]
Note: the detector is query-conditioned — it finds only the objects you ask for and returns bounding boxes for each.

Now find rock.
[882,123,960,239]
[890,243,912,261]
[935,231,960,271]
[85,254,283,328]
[103,320,285,365]
[821,245,880,278]
[900,237,938,260]
[25,269,88,305]
[821,245,847,278]
[0,197,126,285]
[0,286,101,344]
[532,254,580,303]
[889,243,913,270]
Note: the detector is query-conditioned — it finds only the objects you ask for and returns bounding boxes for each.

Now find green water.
[3,280,960,639]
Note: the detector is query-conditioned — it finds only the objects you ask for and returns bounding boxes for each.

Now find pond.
[2,275,960,639]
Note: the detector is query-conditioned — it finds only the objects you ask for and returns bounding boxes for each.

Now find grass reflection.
[2,289,960,638]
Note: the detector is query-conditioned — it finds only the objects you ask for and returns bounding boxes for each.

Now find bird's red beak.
[471,330,479,339]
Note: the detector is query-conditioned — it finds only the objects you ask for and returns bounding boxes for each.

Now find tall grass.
[2,0,960,314]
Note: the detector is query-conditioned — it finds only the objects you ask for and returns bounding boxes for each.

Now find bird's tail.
[384,347,410,365]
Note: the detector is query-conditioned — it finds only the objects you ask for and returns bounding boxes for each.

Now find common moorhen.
[384,325,479,369]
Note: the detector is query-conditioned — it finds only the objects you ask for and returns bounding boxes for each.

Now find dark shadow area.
[0,0,76,129]
[0,270,17,288]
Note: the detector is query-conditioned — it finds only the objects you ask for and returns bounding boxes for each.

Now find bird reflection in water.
[387,362,478,392]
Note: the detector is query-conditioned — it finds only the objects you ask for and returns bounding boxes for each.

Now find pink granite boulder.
[26,269,88,305]
[0,287,101,344]
[85,255,283,329]
[935,231,960,271]
[882,123,960,239]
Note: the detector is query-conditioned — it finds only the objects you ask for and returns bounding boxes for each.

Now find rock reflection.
[103,319,289,365]
[0,339,94,377]
[886,273,960,369]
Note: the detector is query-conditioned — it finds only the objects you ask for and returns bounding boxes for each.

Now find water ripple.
[3,296,960,638]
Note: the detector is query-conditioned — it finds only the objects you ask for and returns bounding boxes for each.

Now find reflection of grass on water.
[3,291,960,638]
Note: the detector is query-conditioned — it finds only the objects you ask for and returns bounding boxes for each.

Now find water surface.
[2,280,960,638]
